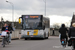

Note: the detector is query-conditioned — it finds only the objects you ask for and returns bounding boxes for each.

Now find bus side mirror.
[19,18,21,24]
[43,26,45,30]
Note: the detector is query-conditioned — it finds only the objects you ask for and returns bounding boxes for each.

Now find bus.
[19,15,50,40]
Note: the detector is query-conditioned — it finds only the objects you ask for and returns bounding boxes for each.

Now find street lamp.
[6,0,14,26]
[43,0,46,16]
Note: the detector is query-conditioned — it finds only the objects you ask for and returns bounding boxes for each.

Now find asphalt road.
[0,36,72,50]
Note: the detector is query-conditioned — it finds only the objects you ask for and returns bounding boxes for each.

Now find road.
[0,36,71,50]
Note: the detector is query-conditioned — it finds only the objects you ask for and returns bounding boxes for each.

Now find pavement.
[0,36,72,50]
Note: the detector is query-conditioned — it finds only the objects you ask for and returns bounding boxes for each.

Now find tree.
[1,17,4,24]
[53,23,60,30]
[6,20,9,24]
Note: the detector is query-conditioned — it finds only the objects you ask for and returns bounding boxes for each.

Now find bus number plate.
[31,36,33,37]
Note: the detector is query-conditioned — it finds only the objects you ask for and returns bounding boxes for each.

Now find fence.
[50,30,59,36]
[0,29,20,40]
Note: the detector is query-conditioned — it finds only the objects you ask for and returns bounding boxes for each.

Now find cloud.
[0,0,74,26]
[47,0,75,8]
[0,0,75,16]
[47,15,72,26]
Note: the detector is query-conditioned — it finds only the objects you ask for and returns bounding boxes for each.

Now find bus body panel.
[21,30,44,38]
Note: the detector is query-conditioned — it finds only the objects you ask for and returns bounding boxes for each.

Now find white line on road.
[53,45,72,50]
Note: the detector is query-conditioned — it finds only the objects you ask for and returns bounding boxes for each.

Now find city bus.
[19,15,50,40]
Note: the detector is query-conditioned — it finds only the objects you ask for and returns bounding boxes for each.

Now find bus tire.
[42,38,45,40]
[46,37,48,39]
[25,38,28,40]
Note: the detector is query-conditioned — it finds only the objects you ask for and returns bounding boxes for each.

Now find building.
[71,13,75,27]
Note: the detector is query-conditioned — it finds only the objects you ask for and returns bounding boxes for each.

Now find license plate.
[31,36,33,37]
[62,41,64,44]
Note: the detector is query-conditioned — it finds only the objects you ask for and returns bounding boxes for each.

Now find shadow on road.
[20,38,48,41]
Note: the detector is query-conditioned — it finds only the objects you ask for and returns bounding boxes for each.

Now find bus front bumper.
[21,35,44,38]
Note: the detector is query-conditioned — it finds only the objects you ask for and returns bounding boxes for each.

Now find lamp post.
[43,0,46,16]
[6,0,14,26]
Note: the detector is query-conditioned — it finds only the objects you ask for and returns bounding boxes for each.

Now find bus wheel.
[42,38,45,40]
[25,38,28,40]
[45,37,48,39]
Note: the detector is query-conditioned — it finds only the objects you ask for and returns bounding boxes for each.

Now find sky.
[0,0,75,27]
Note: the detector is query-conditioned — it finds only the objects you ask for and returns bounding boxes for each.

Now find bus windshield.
[23,18,42,30]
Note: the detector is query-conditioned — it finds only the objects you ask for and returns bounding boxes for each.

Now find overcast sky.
[0,0,75,26]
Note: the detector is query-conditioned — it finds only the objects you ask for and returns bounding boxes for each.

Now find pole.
[45,0,46,16]
[43,0,46,16]
[6,1,14,26]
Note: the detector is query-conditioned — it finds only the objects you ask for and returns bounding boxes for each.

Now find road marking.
[53,45,72,49]
[53,46,63,48]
